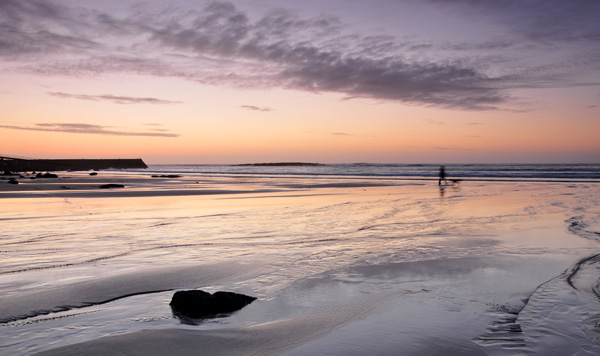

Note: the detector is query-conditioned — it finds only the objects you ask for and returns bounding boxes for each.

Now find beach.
[1,169,600,355]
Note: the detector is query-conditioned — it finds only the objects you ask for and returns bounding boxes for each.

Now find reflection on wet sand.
[0,173,599,355]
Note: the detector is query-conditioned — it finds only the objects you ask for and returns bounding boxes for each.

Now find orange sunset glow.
[1,1,599,164]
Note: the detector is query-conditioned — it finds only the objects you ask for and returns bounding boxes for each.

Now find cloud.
[0,1,509,110]
[0,123,179,137]
[424,0,600,44]
[145,4,511,110]
[240,105,272,112]
[143,123,171,132]
[440,39,516,52]
[48,92,182,105]
[418,1,600,91]
[23,56,184,78]
[305,131,351,136]
[2,1,599,111]
[0,0,99,57]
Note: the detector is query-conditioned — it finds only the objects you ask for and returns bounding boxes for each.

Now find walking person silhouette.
[438,165,447,185]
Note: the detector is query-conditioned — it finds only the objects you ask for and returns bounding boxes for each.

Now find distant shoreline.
[236,162,323,166]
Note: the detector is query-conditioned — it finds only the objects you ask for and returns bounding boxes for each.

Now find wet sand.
[1,172,599,355]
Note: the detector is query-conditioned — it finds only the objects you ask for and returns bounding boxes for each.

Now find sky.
[1,0,599,164]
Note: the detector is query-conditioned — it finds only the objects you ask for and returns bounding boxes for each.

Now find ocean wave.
[125,163,600,181]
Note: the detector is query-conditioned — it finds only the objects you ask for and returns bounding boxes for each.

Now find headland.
[0,155,148,172]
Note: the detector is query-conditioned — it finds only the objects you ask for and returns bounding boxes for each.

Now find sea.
[1,163,600,355]
[129,163,600,181]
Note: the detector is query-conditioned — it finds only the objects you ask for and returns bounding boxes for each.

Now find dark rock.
[170,290,256,319]
[8,179,18,185]
[151,174,181,178]
[3,171,17,176]
[36,172,58,178]
[89,172,98,176]
[99,184,124,189]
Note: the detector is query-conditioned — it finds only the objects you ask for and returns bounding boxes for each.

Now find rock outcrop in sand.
[99,184,125,189]
[170,290,256,318]
[36,172,58,178]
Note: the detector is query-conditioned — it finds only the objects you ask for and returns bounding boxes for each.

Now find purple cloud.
[0,123,179,137]
[1,0,598,111]
[48,92,182,105]
[240,105,272,112]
